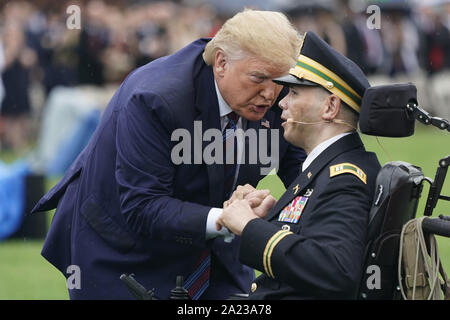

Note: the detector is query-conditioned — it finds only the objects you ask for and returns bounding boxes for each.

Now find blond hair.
[203,9,301,70]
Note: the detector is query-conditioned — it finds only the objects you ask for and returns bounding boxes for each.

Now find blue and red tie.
[223,112,240,200]
[184,112,240,300]
[184,249,211,300]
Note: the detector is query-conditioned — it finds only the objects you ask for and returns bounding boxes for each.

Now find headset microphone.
[286,118,327,125]
[286,118,357,130]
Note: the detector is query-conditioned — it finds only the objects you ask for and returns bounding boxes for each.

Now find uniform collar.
[266,131,364,221]
[302,132,353,172]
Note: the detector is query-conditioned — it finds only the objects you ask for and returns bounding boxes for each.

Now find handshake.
[216,184,277,236]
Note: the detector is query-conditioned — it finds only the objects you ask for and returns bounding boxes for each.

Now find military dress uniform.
[238,32,382,299]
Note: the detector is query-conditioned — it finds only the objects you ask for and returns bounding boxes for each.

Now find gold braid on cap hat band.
[289,55,362,113]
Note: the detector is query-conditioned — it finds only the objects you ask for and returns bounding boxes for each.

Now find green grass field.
[0,124,449,299]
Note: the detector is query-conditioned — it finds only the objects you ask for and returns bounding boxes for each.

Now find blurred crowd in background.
[0,0,449,170]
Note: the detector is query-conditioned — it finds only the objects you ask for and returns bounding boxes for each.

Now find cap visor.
[272,74,317,87]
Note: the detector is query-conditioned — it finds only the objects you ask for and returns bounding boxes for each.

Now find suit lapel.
[265,132,364,221]
[194,66,224,207]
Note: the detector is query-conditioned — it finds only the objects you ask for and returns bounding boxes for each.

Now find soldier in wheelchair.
[217,31,381,299]
[121,31,450,300]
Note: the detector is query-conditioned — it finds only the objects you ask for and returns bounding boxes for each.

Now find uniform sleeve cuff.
[239,218,283,275]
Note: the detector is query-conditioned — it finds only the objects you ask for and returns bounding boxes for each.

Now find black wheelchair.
[121,83,450,300]
[357,83,450,300]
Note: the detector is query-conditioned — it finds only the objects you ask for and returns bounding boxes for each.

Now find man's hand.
[217,185,277,235]
[216,199,258,236]
[223,184,256,207]
[246,191,277,218]
[224,184,277,218]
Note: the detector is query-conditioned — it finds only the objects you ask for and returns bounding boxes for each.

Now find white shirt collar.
[214,80,233,118]
[215,80,246,131]
[302,132,352,172]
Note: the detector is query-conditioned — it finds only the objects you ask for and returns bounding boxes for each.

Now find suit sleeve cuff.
[239,218,290,277]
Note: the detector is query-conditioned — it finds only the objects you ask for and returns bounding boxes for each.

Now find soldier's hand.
[223,184,255,208]
[217,199,258,236]
[248,192,277,218]
[224,187,276,216]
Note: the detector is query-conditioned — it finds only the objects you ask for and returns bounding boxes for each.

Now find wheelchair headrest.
[359,83,417,137]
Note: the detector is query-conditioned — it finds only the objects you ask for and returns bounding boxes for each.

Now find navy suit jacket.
[32,38,306,299]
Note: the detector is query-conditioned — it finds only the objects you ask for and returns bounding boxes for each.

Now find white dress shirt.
[205,81,245,242]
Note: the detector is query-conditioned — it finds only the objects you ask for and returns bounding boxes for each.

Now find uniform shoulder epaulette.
[329,162,367,184]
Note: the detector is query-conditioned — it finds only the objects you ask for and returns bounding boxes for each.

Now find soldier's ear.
[321,94,341,121]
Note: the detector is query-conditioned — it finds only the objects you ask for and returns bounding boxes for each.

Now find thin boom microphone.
[286,118,328,125]
[286,118,357,130]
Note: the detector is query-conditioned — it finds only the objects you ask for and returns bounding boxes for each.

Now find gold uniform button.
[251,283,257,292]
[282,224,290,231]
[326,81,334,89]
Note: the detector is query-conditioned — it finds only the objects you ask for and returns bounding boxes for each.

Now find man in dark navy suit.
[218,31,382,299]
[31,9,306,299]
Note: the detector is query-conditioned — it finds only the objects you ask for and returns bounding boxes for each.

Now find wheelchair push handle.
[422,215,450,238]
[424,155,450,216]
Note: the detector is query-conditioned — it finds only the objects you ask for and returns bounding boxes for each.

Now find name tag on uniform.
[278,195,309,224]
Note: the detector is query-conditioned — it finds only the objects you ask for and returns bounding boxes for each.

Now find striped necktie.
[183,112,240,300]
[184,249,211,300]
[223,111,240,200]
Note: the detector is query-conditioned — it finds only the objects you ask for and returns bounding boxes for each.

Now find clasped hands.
[216,184,277,236]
